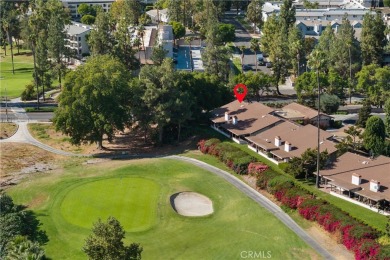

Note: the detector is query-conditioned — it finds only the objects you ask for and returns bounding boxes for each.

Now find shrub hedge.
[198,138,390,259]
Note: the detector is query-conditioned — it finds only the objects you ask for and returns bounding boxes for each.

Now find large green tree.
[361,12,387,66]
[47,0,71,87]
[246,0,264,33]
[356,64,390,108]
[53,55,132,149]
[88,11,114,56]
[83,217,142,260]
[229,71,273,101]
[114,19,139,70]
[330,16,361,81]
[313,26,335,73]
[363,116,386,156]
[285,148,329,179]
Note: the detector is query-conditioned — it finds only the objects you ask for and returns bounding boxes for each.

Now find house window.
[353,15,357,18]
[307,26,314,31]
[327,15,331,17]
[103,4,106,7]
[78,37,81,41]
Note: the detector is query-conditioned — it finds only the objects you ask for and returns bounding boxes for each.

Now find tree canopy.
[363,116,386,156]
[53,55,132,149]
[83,216,142,260]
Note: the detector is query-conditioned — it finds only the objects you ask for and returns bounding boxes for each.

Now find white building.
[64,21,91,58]
[295,19,363,40]
[146,8,170,23]
[295,8,375,22]
[61,0,114,19]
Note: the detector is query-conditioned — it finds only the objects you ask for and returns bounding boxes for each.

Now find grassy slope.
[190,128,388,232]
[8,159,318,260]
[0,48,34,98]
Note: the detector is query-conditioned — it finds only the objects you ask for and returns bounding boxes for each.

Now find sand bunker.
[171,192,214,217]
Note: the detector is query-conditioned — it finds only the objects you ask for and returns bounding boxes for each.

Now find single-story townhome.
[210,100,282,144]
[319,152,390,214]
[246,121,337,164]
[274,102,333,128]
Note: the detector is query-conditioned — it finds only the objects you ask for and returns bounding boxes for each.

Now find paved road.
[223,15,272,75]
[167,155,335,260]
[1,111,53,122]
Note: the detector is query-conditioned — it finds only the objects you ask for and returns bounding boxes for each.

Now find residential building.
[64,21,91,58]
[210,100,282,144]
[295,19,363,40]
[295,8,374,22]
[319,152,390,214]
[274,102,333,128]
[61,0,114,19]
[246,121,337,164]
[146,8,170,23]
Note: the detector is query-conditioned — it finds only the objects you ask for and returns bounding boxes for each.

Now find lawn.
[0,48,34,98]
[7,159,319,260]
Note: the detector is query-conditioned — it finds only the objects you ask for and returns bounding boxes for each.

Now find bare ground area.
[0,143,66,187]
[0,122,18,139]
[242,175,354,259]
[28,123,195,156]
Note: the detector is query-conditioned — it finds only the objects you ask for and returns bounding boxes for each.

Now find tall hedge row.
[198,138,390,259]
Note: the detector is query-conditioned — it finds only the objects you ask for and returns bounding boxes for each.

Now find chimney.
[232,116,238,125]
[224,112,229,122]
[275,136,281,146]
[284,141,292,152]
[351,173,361,185]
[370,180,380,192]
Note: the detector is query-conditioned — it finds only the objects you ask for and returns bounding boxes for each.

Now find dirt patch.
[0,122,18,139]
[0,143,65,187]
[28,123,196,156]
[171,192,213,217]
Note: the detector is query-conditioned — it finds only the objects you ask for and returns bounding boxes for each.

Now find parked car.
[242,64,251,71]
[258,60,266,66]
[266,62,272,68]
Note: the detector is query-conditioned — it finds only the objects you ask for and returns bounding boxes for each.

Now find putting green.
[60,177,160,232]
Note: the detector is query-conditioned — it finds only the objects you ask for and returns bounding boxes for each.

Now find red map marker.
[233,83,248,103]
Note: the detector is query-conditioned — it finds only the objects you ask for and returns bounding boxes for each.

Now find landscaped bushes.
[198,138,390,259]
[198,139,256,174]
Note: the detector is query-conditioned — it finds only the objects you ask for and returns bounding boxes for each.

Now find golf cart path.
[0,121,84,157]
[167,155,335,260]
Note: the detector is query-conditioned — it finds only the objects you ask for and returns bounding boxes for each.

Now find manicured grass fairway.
[0,49,34,98]
[8,159,319,259]
[60,178,160,232]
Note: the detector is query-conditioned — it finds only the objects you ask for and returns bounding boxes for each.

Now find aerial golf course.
[7,158,319,259]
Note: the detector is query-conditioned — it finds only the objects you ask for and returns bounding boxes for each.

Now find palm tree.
[138,25,146,64]
[2,9,18,74]
[308,49,326,188]
[250,38,260,72]
[239,45,246,71]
